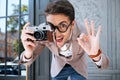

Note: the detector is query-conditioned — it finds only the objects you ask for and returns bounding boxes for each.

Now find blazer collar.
[51,22,81,58]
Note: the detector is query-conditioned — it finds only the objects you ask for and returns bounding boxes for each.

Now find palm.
[77,19,101,55]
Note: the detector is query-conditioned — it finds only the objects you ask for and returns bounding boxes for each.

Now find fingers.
[21,22,36,48]
[84,19,95,36]
[21,22,35,40]
[23,40,36,48]
[96,25,102,38]
[84,19,101,37]
[77,34,90,53]
[84,19,91,35]
[77,38,84,47]
[23,22,30,30]
[80,33,88,42]
[22,22,34,39]
[77,33,88,47]
[21,30,35,41]
[91,20,95,36]
[21,31,36,48]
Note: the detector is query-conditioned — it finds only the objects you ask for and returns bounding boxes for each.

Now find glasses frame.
[47,21,72,33]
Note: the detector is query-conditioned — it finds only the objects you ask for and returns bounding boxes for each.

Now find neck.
[60,42,71,52]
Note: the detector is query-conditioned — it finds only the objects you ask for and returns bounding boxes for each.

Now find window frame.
[0,0,29,79]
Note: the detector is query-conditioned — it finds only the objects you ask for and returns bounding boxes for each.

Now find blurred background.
[0,0,120,80]
[0,0,28,80]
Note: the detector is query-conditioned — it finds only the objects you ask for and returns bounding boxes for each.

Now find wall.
[69,0,120,80]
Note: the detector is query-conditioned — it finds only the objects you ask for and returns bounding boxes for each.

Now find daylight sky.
[0,0,28,33]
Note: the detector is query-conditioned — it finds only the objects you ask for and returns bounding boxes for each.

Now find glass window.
[0,18,6,33]
[8,0,19,16]
[0,0,6,17]
[0,0,29,77]
[21,0,29,14]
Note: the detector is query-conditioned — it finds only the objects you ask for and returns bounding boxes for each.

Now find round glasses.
[47,21,72,33]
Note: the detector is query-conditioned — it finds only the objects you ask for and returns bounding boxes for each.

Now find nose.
[55,28,61,33]
[54,28,61,36]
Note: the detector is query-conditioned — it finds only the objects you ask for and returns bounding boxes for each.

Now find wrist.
[23,54,33,62]
[24,50,33,59]
[89,49,102,60]
[92,55,101,62]
[24,54,33,59]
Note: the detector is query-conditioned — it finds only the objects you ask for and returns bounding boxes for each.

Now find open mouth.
[56,37,64,43]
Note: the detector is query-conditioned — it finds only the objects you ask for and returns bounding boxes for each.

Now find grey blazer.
[20,23,109,78]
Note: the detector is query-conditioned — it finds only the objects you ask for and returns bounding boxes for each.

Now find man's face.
[46,14,74,48]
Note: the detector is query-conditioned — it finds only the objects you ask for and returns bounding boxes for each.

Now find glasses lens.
[48,23,55,31]
[58,23,68,32]
[47,21,72,33]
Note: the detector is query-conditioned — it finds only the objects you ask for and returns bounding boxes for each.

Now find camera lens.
[34,31,44,40]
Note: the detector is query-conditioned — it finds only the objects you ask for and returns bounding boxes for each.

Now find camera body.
[26,23,53,42]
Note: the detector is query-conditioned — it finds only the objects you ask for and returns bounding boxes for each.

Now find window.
[0,0,29,78]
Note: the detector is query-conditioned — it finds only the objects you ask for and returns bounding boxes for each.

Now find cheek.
[63,33,70,39]
[63,29,72,40]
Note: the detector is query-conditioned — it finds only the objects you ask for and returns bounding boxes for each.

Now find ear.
[71,20,75,30]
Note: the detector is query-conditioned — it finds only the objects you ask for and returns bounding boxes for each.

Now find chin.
[56,42,64,48]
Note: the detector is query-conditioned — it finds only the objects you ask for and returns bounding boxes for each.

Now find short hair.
[44,0,75,21]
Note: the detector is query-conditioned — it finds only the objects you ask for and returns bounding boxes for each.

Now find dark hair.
[44,0,75,21]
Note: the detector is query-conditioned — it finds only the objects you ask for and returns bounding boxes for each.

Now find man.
[20,0,109,80]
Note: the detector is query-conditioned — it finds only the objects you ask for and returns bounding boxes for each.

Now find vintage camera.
[26,23,53,42]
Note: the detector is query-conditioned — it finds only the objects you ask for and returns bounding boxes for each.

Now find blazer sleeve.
[94,53,109,69]
[19,44,45,66]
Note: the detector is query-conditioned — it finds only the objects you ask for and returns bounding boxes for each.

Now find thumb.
[77,38,84,47]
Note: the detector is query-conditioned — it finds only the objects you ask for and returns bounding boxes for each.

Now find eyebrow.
[47,21,68,26]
